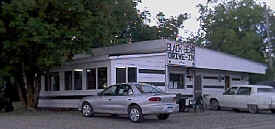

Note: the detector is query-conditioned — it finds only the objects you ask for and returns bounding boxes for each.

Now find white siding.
[138,74,165,82]
[110,53,166,85]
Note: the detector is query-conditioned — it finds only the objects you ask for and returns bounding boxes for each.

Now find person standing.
[193,94,204,112]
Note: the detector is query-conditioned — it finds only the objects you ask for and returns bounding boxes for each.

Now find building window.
[237,87,251,95]
[186,85,193,88]
[203,76,218,80]
[87,68,96,90]
[74,69,83,90]
[51,72,60,91]
[169,73,185,89]
[203,85,225,89]
[116,68,126,84]
[139,69,165,74]
[98,67,107,89]
[65,71,72,90]
[232,78,241,81]
[128,67,137,83]
[45,73,59,91]
[44,74,51,91]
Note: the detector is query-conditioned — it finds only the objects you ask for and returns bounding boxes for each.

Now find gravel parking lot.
[0,109,275,129]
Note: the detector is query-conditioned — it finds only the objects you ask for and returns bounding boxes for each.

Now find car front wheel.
[248,104,258,114]
[128,105,144,123]
[157,114,170,120]
[210,99,220,110]
[82,102,94,117]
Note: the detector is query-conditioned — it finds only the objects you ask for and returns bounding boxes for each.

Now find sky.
[137,0,275,38]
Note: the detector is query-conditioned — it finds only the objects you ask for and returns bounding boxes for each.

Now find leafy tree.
[0,0,187,109]
[196,0,275,82]
[128,11,188,42]
[0,0,140,108]
[197,0,269,63]
[156,12,188,40]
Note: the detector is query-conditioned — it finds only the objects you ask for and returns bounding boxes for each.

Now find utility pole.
[264,2,273,70]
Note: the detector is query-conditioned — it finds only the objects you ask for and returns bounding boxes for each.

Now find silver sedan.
[79,83,179,122]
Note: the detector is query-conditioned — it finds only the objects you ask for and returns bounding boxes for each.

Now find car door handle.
[128,98,132,101]
[108,99,112,101]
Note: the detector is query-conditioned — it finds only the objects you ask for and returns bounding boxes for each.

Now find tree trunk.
[33,74,41,108]
[15,65,28,109]
[22,64,41,109]
[16,76,27,108]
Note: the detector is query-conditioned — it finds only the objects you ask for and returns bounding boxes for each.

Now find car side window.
[117,85,133,96]
[224,87,238,95]
[237,87,251,95]
[142,85,159,93]
[102,85,117,96]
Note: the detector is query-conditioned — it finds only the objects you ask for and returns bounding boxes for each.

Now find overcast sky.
[137,0,275,38]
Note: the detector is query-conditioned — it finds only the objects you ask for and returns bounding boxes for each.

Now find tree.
[0,0,140,109]
[197,0,268,63]
[156,12,188,40]
[196,0,275,82]
[128,11,189,42]
[0,0,187,109]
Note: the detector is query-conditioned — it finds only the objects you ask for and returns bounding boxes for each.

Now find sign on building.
[167,41,195,67]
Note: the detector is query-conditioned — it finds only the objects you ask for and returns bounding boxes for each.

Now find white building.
[38,40,267,108]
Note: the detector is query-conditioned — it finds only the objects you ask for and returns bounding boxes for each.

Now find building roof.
[73,39,267,74]
[91,40,167,56]
[195,47,266,74]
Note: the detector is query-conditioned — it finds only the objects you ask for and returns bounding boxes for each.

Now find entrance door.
[225,76,230,90]
[194,75,202,98]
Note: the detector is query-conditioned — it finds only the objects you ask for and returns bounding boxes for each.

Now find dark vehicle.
[0,86,14,112]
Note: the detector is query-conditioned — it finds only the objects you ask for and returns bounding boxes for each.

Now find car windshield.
[134,83,164,94]
[257,88,275,93]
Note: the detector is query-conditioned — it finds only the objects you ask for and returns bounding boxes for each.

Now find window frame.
[98,67,108,89]
[237,87,251,95]
[116,67,126,84]
[168,73,185,89]
[64,71,73,90]
[117,84,134,96]
[51,72,60,91]
[100,85,118,96]
[223,87,238,95]
[74,69,83,90]
[86,68,96,90]
[128,67,137,83]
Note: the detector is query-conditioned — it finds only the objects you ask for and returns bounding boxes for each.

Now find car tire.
[128,105,144,123]
[157,114,170,120]
[270,109,275,113]
[210,99,220,110]
[248,104,258,114]
[82,102,94,117]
